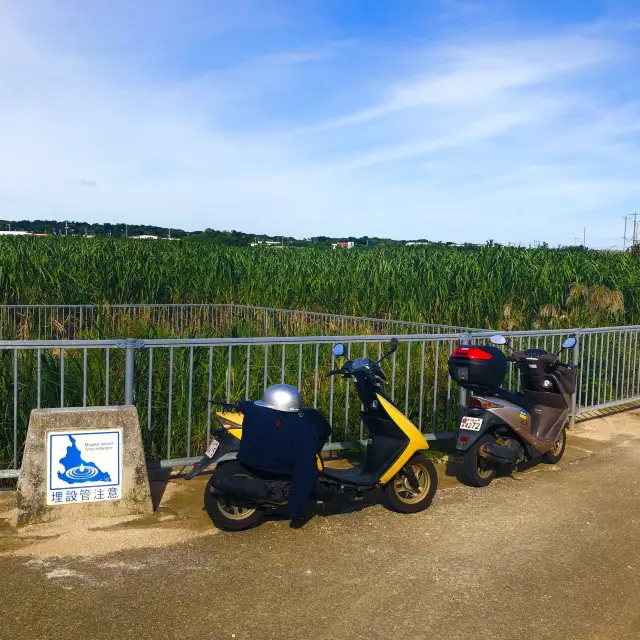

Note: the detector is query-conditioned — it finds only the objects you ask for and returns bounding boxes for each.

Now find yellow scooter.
[186,339,438,531]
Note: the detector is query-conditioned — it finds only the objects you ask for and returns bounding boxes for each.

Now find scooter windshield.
[352,357,372,370]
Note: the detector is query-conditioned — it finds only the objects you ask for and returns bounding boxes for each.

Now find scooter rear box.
[448,345,507,392]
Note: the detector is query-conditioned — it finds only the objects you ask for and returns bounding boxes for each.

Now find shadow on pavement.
[149,470,172,511]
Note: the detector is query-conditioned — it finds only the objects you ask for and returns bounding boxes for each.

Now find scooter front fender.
[376,394,430,485]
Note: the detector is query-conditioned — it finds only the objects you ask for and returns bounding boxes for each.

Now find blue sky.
[1,0,639,246]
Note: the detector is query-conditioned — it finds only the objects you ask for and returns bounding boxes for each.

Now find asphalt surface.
[1,416,640,640]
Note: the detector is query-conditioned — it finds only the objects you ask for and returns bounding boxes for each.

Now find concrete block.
[16,405,153,526]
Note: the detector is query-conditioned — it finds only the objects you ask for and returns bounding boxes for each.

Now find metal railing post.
[124,339,137,405]
[570,332,580,426]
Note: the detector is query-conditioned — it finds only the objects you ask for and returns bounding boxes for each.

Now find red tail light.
[468,396,482,408]
[451,346,492,360]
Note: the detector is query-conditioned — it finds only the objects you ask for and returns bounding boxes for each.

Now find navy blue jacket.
[237,402,319,518]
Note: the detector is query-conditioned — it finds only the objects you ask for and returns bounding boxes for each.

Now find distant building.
[405,242,430,246]
[0,230,32,236]
[130,234,159,240]
[250,240,283,247]
[332,241,355,249]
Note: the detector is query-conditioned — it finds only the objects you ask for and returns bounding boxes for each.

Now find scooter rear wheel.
[464,433,498,487]
[204,462,265,531]
[542,427,567,464]
[384,453,438,514]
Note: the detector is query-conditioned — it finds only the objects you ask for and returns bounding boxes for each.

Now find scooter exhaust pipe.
[479,442,518,464]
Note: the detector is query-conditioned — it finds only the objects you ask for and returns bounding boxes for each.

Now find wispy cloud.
[307,34,616,132]
[0,1,638,245]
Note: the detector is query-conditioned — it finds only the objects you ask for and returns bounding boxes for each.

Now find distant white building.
[250,240,282,247]
[0,230,32,236]
[332,241,355,249]
[406,242,430,246]
[130,234,159,240]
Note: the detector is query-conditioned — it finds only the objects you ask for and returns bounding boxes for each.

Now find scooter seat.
[322,466,378,486]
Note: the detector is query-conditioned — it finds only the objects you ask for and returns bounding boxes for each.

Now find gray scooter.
[449,335,578,486]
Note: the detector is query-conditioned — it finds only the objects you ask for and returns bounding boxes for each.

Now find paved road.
[1,419,640,640]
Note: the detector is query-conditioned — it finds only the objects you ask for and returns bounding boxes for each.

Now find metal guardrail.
[2,325,640,478]
[0,303,474,340]
[0,333,460,477]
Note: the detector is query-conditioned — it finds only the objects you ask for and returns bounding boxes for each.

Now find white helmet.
[255,384,302,412]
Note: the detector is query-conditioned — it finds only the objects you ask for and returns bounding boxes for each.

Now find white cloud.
[305,34,615,132]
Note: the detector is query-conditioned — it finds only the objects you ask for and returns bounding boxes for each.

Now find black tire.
[463,433,498,487]
[204,462,265,532]
[542,427,567,464]
[384,453,438,514]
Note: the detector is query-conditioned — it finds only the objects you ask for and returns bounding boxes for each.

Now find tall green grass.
[2,237,640,468]
[0,237,637,329]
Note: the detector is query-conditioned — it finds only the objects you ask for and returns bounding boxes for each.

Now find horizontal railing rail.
[0,303,475,340]
[2,325,640,478]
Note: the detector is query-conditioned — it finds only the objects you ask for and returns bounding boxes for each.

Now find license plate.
[205,438,220,458]
[460,416,483,431]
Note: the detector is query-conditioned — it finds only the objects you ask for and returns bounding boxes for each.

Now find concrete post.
[16,406,153,525]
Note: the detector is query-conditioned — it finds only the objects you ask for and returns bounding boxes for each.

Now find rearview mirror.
[389,337,399,353]
[332,343,345,357]
[562,337,577,349]
[490,335,507,345]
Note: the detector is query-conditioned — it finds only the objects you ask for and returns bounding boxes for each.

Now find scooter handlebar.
[209,399,244,411]
[508,355,579,371]
[327,368,348,376]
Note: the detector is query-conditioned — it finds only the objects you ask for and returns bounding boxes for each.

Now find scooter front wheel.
[204,462,265,531]
[542,427,567,464]
[463,433,497,487]
[384,454,438,514]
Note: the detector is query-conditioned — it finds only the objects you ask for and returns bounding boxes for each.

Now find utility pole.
[125,224,128,239]
[623,216,628,250]
[65,221,69,237]
[633,213,638,248]
[583,227,586,248]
